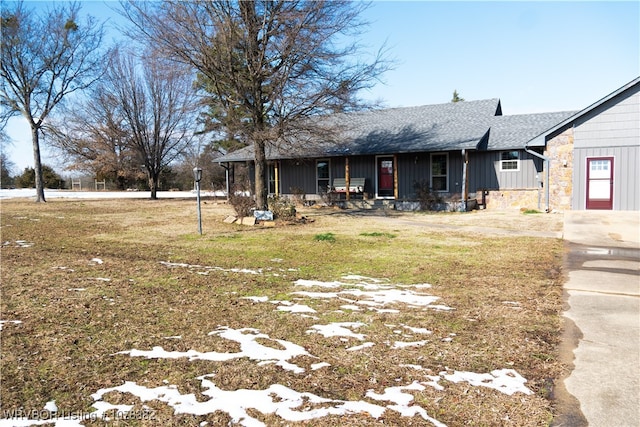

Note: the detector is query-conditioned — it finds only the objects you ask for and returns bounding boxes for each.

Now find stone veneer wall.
[544,128,574,211]
[483,189,542,210]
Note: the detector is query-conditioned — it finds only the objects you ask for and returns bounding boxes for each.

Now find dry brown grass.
[1,199,566,426]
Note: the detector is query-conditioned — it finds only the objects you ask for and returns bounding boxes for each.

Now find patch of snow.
[392,340,429,349]
[292,287,451,312]
[90,258,103,264]
[242,296,269,303]
[163,336,182,340]
[426,304,455,311]
[91,378,396,427]
[3,240,34,248]
[341,288,442,308]
[423,376,445,391]
[346,342,375,351]
[293,279,344,288]
[440,369,533,396]
[0,320,22,330]
[94,277,111,282]
[370,307,401,314]
[339,304,362,311]
[400,364,424,370]
[401,325,432,334]
[306,322,366,340]
[277,303,316,313]
[366,382,446,427]
[311,362,331,370]
[441,333,457,342]
[43,401,57,413]
[118,327,309,373]
[160,261,262,275]
[341,274,388,283]
[291,291,339,299]
[67,288,86,292]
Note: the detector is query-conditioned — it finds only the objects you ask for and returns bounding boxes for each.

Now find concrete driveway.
[556,211,640,426]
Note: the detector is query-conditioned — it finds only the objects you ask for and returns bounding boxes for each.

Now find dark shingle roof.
[327,98,501,155]
[215,98,574,162]
[486,111,577,150]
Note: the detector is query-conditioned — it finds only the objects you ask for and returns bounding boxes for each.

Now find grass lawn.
[0,198,565,426]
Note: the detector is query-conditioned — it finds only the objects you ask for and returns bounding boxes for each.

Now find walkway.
[558,211,640,426]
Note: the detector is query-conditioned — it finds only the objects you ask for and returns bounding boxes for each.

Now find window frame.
[316,159,330,194]
[500,150,520,172]
[430,152,449,192]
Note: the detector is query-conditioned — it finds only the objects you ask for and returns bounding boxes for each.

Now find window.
[500,151,520,171]
[430,153,448,192]
[316,160,330,194]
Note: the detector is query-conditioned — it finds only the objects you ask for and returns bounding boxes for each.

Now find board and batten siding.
[468,150,542,192]
[570,84,640,210]
[395,152,465,199]
[279,159,317,195]
[573,87,639,149]
[572,146,640,210]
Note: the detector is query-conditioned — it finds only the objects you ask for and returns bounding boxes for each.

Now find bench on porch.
[330,177,365,194]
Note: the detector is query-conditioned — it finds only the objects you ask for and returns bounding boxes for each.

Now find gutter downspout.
[524,144,550,212]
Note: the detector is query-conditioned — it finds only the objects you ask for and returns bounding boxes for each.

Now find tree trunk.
[253,139,267,210]
[31,125,46,203]
[149,175,158,200]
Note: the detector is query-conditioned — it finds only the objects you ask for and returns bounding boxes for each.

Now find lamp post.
[193,167,203,235]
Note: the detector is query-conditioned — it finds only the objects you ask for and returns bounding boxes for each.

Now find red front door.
[377,157,394,197]
[586,157,614,210]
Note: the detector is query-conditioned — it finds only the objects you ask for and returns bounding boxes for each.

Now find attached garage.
[532,77,640,211]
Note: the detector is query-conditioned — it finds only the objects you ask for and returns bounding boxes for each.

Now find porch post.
[221,162,231,201]
[461,149,469,209]
[393,154,399,199]
[275,161,280,196]
[345,157,350,201]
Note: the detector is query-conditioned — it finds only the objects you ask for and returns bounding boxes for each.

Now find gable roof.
[215,97,575,162]
[324,98,502,155]
[526,76,640,147]
[486,111,576,150]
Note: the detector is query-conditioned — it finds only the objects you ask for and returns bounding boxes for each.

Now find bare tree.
[99,49,199,199]
[48,90,138,189]
[0,1,105,202]
[121,0,390,209]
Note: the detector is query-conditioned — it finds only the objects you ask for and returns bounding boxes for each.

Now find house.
[216,77,639,211]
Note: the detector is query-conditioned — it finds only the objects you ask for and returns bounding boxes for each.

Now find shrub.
[228,184,255,217]
[319,187,339,206]
[413,180,443,211]
[290,187,307,206]
[267,195,296,220]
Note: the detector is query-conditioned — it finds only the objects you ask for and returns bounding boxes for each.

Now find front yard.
[1,199,565,426]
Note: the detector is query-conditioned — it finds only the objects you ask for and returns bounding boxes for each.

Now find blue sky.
[4,0,639,173]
